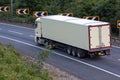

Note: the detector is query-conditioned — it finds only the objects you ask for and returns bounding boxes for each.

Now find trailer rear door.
[89,24,111,50]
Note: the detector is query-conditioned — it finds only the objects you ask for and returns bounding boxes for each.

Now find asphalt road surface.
[0,23,120,80]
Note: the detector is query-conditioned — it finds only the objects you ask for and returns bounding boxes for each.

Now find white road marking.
[29,35,34,38]
[0,35,120,78]
[8,30,23,35]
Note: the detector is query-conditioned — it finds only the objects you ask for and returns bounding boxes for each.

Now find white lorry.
[35,15,111,58]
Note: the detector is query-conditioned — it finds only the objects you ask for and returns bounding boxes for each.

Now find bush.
[0,43,52,80]
[0,12,35,25]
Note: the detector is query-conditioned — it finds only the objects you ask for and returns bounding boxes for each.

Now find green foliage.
[0,12,35,24]
[37,50,51,70]
[0,0,9,5]
[0,13,12,19]
[0,43,52,80]
[93,0,120,34]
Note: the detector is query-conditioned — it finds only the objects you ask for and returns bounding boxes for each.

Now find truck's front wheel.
[35,37,44,45]
[35,37,40,45]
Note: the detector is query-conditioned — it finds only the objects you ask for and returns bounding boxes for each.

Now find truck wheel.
[36,37,40,45]
[67,47,71,55]
[72,49,76,56]
[45,42,50,48]
[36,38,45,45]
[44,41,53,49]
[36,40,39,45]
[77,50,86,58]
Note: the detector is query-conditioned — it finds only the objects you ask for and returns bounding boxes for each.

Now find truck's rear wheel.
[67,47,71,55]
[72,49,76,56]
[77,50,86,58]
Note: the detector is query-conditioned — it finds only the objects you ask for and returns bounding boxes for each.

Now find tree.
[0,0,9,5]
[94,0,120,34]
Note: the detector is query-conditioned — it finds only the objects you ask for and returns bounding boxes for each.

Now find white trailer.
[35,15,111,58]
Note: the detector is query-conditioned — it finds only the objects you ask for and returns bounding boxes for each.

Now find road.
[0,23,120,80]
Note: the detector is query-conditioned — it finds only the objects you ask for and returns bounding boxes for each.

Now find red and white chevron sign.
[16,8,29,15]
[0,6,10,12]
[33,11,48,18]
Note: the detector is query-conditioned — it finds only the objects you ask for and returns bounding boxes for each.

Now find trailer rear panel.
[89,24,111,50]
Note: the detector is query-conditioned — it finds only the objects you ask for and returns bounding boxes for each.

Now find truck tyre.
[77,50,86,58]
[36,37,45,46]
[67,47,71,55]
[72,48,76,56]
[36,37,40,45]
[44,41,53,49]
[45,41,50,48]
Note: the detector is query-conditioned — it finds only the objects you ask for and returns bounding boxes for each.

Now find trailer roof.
[42,15,109,26]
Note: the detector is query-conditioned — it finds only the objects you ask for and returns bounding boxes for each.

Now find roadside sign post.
[10,0,13,15]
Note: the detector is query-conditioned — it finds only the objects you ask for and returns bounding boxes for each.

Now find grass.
[0,43,52,80]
